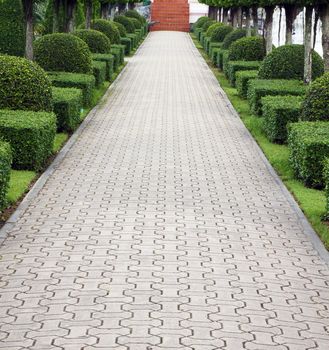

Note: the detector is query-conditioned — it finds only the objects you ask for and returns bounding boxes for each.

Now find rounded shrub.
[259,44,324,80]
[34,33,92,74]
[114,21,127,37]
[114,15,135,33]
[73,29,111,54]
[228,36,266,61]
[92,19,121,44]
[222,28,247,49]
[206,22,223,38]
[210,24,233,43]
[130,17,142,30]
[302,73,329,121]
[125,9,145,24]
[0,55,52,112]
[202,19,215,32]
[193,16,209,30]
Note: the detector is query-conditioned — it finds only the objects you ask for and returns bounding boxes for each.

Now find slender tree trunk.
[118,3,126,14]
[237,7,242,27]
[252,5,258,33]
[278,6,282,46]
[53,0,61,32]
[223,8,228,24]
[264,6,275,54]
[284,4,301,44]
[22,0,34,60]
[65,0,77,32]
[304,6,313,84]
[231,8,238,27]
[85,0,92,29]
[245,7,251,36]
[128,3,135,10]
[100,3,109,19]
[313,9,319,49]
[320,4,329,71]
[218,7,222,22]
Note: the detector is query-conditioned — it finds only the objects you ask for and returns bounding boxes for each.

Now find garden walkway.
[0,32,329,350]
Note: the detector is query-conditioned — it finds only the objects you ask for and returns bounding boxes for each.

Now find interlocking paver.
[0,31,329,349]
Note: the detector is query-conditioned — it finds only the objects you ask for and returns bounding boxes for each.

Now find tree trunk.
[245,7,251,36]
[237,7,242,27]
[252,5,258,33]
[320,4,329,71]
[284,4,300,44]
[223,8,228,24]
[313,9,319,49]
[53,0,61,33]
[304,6,313,84]
[278,6,282,46]
[85,0,92,29]
[65,0,77,32]
[118,3,126,14]
[128,3,135,10]
[22,0,34,60]
[231,8,238,27]
[100,3,110,19]
[264,6,275,54]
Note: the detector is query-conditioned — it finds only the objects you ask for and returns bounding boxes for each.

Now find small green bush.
[130,17,142,30]
[262,95,302,143]
[202,19,215,32]
[225,61,261,86]
[114,21,127,37]
[228,36,266,61]
[210,25,233,43]
[302,72,329,121]
[121,37,132,55]
[73,29,111,54]
[222,29,247,49]
[125,9,146,24]
[288,121,329,188]
[92,54,114,81]
[35,33,92,74]
[236,70,258,98]
[0,141,12,210]
[216,49,228,69]
[0,55,53,112]
[206,22,223,38]
[247,79,306,115]
[193,16,209,31]
[258,44,324,80]
[52,87,82,132]
[127,33,138,49]
[0,110,56,171]
[111,44,125,64]
[323,159,329,218]
[114,16,135,33]
[211,47,222,65]
[92,19,121,44]
[48,72,95,107]
[92,60,106,87]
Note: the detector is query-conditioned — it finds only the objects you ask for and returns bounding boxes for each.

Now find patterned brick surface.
[0,32,329,350]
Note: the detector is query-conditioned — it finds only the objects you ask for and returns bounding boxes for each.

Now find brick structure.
[151,0,190,32]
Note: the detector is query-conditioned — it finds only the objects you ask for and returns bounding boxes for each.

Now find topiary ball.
[210,24,233,43]
[125,9,145,24]
[92,19,121,44]
[228,36,266,61]
[113,21,127,38]
[73,29,111,54]
[302,73,329,121]
[0,55,52,112]
[206,22,223,38]
[130,17,142,30]
[193,16,209,30]
[202,19,215,32]
[34,33,92,74]
[222,28,247,49]
[114,15,135,33]
[258,44,324,80]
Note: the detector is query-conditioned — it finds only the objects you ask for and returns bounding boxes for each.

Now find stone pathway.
[0,32,329,350]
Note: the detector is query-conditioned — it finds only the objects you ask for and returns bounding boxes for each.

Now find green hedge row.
[236,70,258,98]
[0,141,12,210]
[224,61,261,87]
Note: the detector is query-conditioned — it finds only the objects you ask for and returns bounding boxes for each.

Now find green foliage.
[92,53,114,81]
[202,19,215,32]
[0,110,56,171]
[302,72,329,121]
[92,60,107,87]
[48,72,95,107]
[0,55,53,112]
[210,24,233,43]
[228,36,266,61]
[288,121,329,188]
[114,21,128,37]
[262,95,302,144]
[225,61,261,86]
[216,49,228,69]
[111,45,125,65]
[73,29,111,54]
[0,0,25,57]
[206,22,223,38]
[222,28,247,50]
[127,33,138,49]
[0,141,12,210]
[130,17,142,30]
[236,70,258,98]
[259,44,324,80]
[121,37,132,55]
[211,47,222,65]
[92,19,121,44]
[125,9,146,24]
[114,15,135,33]
[247,79,306,115]
[35,33,92,74]
[193,16,209,31]
[52,87,82,132]
[323,158,329,218]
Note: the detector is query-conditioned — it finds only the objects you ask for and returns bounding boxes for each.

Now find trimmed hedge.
[236,70,258,98]
[216,49,228,70]
[114,15,135,33]
[193,16,210,31]
[34,33,92,74]
[73,29,111,54]
[0,110,56,171]
[202,19,215,33]
[258,44,324,80]
[211,47,222,65]
[222,28,247,50]
[228,36,266,61]
[125,9,146,24]
[323,159,329,218]
[114,21,128,37]
[0,141,12,210]
[262,95,302,144]
[210,25,233,43]
[288,121,329,188]
[111,44,125,64]
[127,33,138,49]
[52,87,82,132]
[302,72,329,122]
[92,54,114,81]
[0,55,53,112]
[48,72,95,107]
[130,17,142,30]
[92,19,121,44]
[121,37,132,55]
[225,61,261,86]
[92,60,107,87]
[206,22,223,38]
[247,79,306,115]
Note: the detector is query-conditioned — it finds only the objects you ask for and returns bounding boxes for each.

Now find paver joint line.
[0,32,328,350]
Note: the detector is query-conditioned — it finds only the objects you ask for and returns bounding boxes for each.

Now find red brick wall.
[151,0,190,32]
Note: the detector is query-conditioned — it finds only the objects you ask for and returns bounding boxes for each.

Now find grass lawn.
[191,34,329,249]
